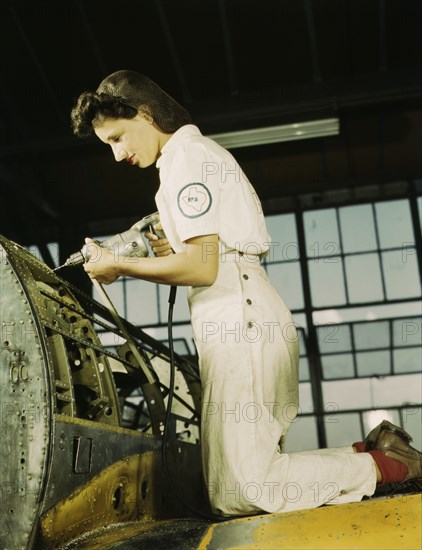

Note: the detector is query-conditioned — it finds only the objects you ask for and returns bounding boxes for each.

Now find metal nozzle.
[53,250,85,271]
[63,250,86,267]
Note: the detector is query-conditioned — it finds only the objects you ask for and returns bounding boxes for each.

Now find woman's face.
[94,113,168,168]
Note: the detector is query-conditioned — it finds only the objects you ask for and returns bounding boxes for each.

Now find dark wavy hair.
[71,70,191,137]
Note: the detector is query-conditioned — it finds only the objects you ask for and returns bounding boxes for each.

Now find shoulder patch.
[177,183,212,218]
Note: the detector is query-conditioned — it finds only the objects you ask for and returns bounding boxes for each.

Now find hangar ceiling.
[0,0,421,254]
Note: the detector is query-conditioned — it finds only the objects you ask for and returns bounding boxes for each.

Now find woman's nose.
[111,143,126,162]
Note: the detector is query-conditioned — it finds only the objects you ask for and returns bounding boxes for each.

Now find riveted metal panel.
[0,240,51,550]
[40,415,161,513]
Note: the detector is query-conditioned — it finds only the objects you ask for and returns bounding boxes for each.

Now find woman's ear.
[140,111,153,124]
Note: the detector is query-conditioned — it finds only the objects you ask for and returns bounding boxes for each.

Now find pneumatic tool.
[54,212,164,271]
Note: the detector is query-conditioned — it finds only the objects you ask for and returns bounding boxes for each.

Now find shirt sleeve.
[166,140,220,243]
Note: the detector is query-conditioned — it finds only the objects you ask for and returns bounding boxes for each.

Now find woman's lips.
[127,155,135,165]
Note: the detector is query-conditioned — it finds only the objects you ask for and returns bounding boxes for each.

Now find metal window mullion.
[372,202,388,301]
[389,318,394,375]
[296,208,327,448]
[335,207,349,305]
[349,323,358,378]
[408,182,422,284]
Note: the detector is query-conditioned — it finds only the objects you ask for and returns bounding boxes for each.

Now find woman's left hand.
[144,222,173,257]
[82,238,121,284]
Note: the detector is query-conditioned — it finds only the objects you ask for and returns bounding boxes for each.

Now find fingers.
[151,242,173,256]
[81,237,118,284]
[144,230,159,241]
[144,226,173,257]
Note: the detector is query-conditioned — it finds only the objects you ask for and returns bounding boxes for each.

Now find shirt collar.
[156,124,202,169]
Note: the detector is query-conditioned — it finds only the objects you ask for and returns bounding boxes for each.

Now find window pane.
[382,250,421,299]
[325,413,362,447]
[339,204,377,253]
[308,259,347,307]
[284,415,319,452]
[297,325,308,356]
[94,281,125,317]
[371,374,422,408]
[375,200,414,248]
[323,378,374,409]
[145,323,196,356]
[161,338,191,356]
[318,324,352,354]
[47,242,60,267]
[298,382,313,411]
[393,317,422,347]
[126,279,158,325]
[345,254,384,303]
[265,213,299,262]
[353,321,390,350]
[404,406,422,449]
[322,353,355,379]
[362,409,402,435]
[299,357,310,382]
[267,262,304,310]
[356,351,391,377]
[304,208,341,258]
[393,348,422,374]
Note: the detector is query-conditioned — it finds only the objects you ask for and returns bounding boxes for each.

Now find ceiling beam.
[153,0,192,104]
[9,5,67,126]
[378,0,387,72]
[304,0,322,83]
[74,0,108,78]
[218,0,239,97]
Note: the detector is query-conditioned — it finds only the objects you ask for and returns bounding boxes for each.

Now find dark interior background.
[0,0,421,257]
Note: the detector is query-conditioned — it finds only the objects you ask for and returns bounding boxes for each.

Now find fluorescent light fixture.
[207,117,340,149]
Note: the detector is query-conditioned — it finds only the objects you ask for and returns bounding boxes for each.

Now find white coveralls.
[155,125,377,515]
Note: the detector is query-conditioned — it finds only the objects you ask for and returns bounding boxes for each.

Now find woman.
[71,70,421,516]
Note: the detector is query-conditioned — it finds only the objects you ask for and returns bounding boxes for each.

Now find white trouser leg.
[189,253,377,516]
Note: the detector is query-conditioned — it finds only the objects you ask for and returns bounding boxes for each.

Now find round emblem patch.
[177,183,212,218]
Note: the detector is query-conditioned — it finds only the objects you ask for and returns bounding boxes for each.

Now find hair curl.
[70,70,191,138]
[70,92,137,137]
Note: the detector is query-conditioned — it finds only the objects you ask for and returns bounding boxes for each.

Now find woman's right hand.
[144,223,173,256]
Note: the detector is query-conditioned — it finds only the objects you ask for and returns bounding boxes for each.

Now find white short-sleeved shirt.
[155,125,271,255]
